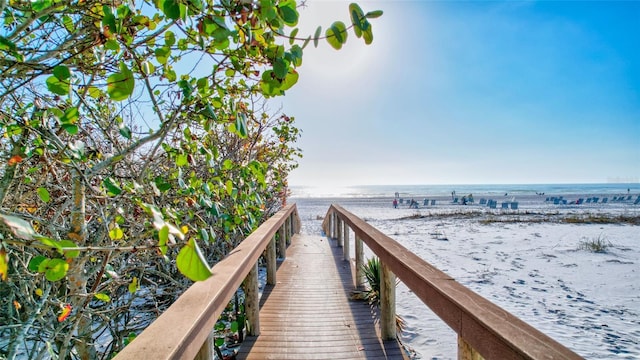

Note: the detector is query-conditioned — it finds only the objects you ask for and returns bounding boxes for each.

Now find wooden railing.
[322,204,584,360]
[114,204,300,360]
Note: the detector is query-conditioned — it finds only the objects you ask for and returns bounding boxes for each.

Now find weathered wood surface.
[236,234,407,360]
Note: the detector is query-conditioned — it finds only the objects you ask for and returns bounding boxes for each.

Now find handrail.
[323,204,583,360]
[114,204,300,360]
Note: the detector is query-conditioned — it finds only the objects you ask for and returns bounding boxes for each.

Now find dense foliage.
[0,0,381,358]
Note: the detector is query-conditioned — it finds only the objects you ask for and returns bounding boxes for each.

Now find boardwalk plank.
[236,234,407,360]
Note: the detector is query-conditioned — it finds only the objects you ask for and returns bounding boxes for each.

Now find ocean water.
[290,183,638,199]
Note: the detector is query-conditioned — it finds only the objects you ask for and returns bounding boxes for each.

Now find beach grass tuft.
[578,234,612,253]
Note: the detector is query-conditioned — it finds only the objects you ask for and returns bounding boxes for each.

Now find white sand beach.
[291,191,640,359]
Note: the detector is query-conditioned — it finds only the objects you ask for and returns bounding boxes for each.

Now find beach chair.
[501,202,509,209]
[627,195,632,201]
[479,198,487,205]
[453,197,458,204]
[586,198,592,203]
[431,200,436,206]
[553,198,560,205]
[593,197,599,203]
[634,196,640,205]
[488,200,497,209]
[424,199,429,206]
[602,197,608,203]
[511,202,518,210]
[576,198,584,205]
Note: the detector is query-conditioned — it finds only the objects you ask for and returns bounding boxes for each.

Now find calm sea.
[290,183,638,198]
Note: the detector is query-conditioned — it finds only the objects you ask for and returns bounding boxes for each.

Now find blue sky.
[276,1,639,187]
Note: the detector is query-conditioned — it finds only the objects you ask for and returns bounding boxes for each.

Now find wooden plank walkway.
[236,234,407,360]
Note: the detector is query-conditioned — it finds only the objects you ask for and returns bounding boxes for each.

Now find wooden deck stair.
[237,234,407,359]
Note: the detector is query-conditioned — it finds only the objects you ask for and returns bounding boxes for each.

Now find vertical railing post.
[285,216,291,246]
[343,222,349,262]
[278,223,286,259]
[243,263,260,336]
[380,261,396,340]
[194,331,215,360]
[337,218,343,247]
[458,336,485,360]
[266,234,277,285]
[332,212,337,239]
[355,234,364,288]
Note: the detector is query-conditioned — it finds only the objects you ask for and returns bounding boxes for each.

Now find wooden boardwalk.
[236,234,407,360]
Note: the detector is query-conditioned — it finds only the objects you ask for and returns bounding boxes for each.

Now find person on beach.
[393,199,398,208]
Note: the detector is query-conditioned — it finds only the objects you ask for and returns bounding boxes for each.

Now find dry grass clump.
[578,234,612,253]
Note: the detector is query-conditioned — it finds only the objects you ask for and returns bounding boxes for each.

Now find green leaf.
[107,65,135,101]
[158,225,169,255]
[128,276,138,293]
[365,10,384,19]
[313,26,321,48]
[46,76,69,95]
[28,256,47,272]
[278,0,298,26]
[0,213,38,240]
[103,177,122,196]
[273,57,288,80]
[235,112,248,138]
[61,15,74,32]
[165,30,176,46]
[176,153,188,166]
[0,36,16,51]
[163,0,181,20]
[199,228,209,242]
[59,240,80,259]
[363,27,373,45]
[154,47,170,65]
[42,258,68,282]
[32,0,53,12]
[37,187,50,203]
[225,180,233,195]
[281,69,299,91]
[94,293,111,302]
[61,107,78,124]
[326,21,347,50]
[61,124,78,135]
[176,238,212,281]
[109,226,124,240]
[105,39,120,51]
[53,65,71,80]
[349,3,365,38]
[289,28,299,45]
[119,123,132,139]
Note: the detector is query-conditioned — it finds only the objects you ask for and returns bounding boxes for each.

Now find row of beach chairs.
[546,195,640,205]
[479,198,518,210]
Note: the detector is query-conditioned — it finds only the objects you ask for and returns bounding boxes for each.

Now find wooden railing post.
[337,218,343,247]
[194,331,215,360]
[458,336,485,360]
[343,222,349,262]
[355,235,364,288]
[243,263,260,336]
[266,234,277,285]
[278,223,286,259]
[380,261,396,340]
[333,212,338,239]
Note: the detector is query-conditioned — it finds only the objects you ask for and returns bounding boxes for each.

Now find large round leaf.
[177,238,212,281]
[107,66,135,101]
[326,21,347,50]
